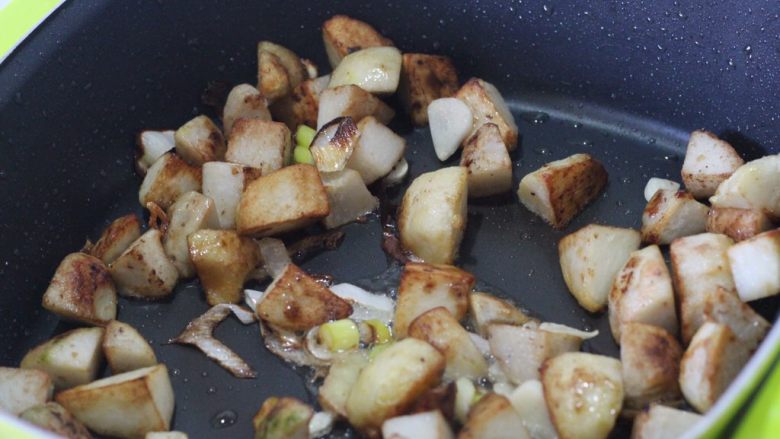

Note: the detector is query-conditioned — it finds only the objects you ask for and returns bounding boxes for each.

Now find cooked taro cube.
[136,130,175,175]
[55,364,174,439]
[103,320,157,374]
[329,46,403,94]
[316,84,394,129]
[428,97,474,161]
[408,306,489,381]
[89,214,141,265]
[138,153,201,210]
[488,323,586,385]
[222,83,271,136]
[608,245,677,342]
[517,153,608,229]
[640,189,709,245]
[460,123,512,198]
[710,153,780,219]
[669,233,735,343]
[21,327,104,390]
[620,322,682,409]
[188,229,260,305]
[702,286,770,351]
[469,292,531,337]
[705,206,772,242]
[679,322,750,412]
[174,115,226,166]
[381,410,454,439]
[459,393,530,439]
[110,229,179,299]
[257,263,352,331]
[322,15,394,68]
[631,404,702,439]
[728,229,780,302]
[398,53,459,126]
[541,352,623,439]
[320,168,378,229]
[257,41,307,102]
[202,161,262,229]
[42,252,117,326]
[19,402,92,438]
[225,119,292,175]
[455,78,518,151]
[163,191,219,278]
[346,116,406,184]
[236,164,329,237]
[345,339,444,436]
[398,166,468,264]
[270,76,330,130]
[394,262,475,338]
[681,130,743,199]
[0,368,53,415]
[558,224,641,312]
[643,177,680,201]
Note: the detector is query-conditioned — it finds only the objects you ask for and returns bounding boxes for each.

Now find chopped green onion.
[319,319,359,352]
[295,125,316,148]
[364,319,392,344]
[293,146,315,165]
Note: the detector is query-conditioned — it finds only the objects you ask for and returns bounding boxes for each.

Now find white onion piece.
[538,322,599,339]
[257,238,291,279]
[244,289,266,311]
[137,130,175,172]
[644,177,680,201]
[329,283,394,322]
[383,158,409,186]
[309,411,335,438]
[172,304,257,378]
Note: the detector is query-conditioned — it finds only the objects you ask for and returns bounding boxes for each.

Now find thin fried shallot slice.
[171,304,257,378]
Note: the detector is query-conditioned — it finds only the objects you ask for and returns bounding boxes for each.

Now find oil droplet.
[171,368,181,376]
[534,147,549,155]
[621,176,633,184]
[201,371,209,378]
[542,4,555,15]
[210,410,237,429]
[207,386,217,394]
[572,122,582,129]
[532,112,550,124]
[520,232,532,240]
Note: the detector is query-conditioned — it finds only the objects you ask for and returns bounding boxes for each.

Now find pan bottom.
[12,88,776,438]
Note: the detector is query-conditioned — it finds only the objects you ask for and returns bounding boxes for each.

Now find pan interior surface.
[0,1,778,438]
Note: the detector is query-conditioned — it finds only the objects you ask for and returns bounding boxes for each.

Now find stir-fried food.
[6,13,779,439]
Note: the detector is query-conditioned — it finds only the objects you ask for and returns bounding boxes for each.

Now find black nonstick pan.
[1,1,779,438]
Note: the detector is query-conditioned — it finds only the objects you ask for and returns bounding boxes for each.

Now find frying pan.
[1,0,779,437]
